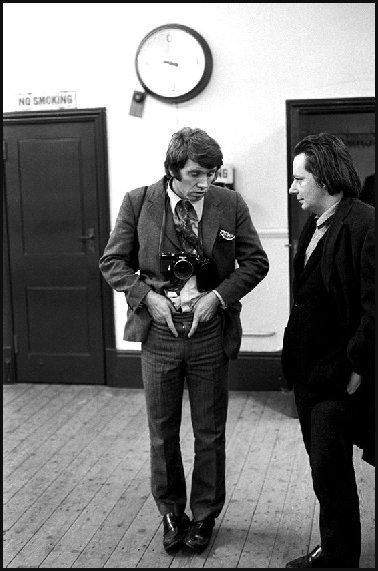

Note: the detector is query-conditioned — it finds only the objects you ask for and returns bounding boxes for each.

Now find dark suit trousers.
[141,312,229,521]
[294,391,361,567]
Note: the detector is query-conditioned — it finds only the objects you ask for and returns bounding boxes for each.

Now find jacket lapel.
[321,197,354,290]
[201,187,222,256]
[293,198,354,290]
[141,181,165,249]
[164,206,181,250]
[293,215,316,283]
[142,178,181,251]
[299,239,325,281]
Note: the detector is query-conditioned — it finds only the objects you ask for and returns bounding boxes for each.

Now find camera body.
[160,251,202,281]
[160,251,218,292]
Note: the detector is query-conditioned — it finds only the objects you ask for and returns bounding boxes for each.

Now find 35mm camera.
[160,251,218,291]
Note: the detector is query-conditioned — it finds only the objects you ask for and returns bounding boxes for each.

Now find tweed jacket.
[282,197,375,464]
[99,177,269,359]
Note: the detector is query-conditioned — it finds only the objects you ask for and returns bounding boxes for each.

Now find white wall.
[4,2,375,352]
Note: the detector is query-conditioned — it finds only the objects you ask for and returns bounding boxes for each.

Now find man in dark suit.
[282,133,375,568]
[99,127,269,553]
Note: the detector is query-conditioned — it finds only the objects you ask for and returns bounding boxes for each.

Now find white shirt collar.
[316,199,341,229]
[166,181,204,220]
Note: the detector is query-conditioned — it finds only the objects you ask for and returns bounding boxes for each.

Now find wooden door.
[3,108,112,384]
[286,97,375,302]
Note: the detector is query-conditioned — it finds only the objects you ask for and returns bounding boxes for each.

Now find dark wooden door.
[286,97,375,302]
[3,109,111,384]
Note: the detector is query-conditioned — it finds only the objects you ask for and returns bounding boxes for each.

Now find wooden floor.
[3,384,375,568]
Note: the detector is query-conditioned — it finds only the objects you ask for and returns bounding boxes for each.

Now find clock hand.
[163,60,178,67]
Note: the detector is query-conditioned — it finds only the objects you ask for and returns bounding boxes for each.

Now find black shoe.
[163,512,190,552]
[285,546,327,568]
[183,516,215,553]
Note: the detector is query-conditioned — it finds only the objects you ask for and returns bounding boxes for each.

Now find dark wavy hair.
[294,132,361,197]
[164,127,223,180]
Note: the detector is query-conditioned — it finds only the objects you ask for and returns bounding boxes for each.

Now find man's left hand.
[347,371,362,395]
[188,292,220,338]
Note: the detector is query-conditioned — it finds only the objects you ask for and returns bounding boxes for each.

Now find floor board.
[3,384,375,568]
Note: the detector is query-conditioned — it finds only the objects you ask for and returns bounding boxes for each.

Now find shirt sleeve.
[212,289,227,309]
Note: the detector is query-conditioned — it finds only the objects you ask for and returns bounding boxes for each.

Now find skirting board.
[105,349,286,391]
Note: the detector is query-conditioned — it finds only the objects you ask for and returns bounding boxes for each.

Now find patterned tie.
[174,199,199,252]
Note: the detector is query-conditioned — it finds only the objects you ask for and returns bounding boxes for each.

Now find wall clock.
[135,23,213,104]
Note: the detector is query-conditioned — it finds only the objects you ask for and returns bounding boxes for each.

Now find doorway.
[286,97,375,302]
[3,108,114,384]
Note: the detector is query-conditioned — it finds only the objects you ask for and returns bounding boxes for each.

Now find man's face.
[289,153,328,216]
[171,159,218,202]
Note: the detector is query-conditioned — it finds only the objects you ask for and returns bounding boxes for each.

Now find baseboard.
[105,348,286,390]
[228,352,285,390]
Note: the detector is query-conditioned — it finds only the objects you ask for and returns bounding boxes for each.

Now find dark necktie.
[174,199,199,252]
[304,214,334,265]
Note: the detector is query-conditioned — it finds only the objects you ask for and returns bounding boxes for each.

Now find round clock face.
[135,24,213,103]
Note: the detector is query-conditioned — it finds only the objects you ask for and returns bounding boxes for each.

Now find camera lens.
[174,258,194,280]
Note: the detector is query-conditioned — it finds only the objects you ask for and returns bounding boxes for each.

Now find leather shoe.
[183,515,215,552]
[285,545,327,568]
[163,512,190,552]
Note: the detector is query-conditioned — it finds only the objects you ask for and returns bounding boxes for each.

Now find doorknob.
[78,227,95,253]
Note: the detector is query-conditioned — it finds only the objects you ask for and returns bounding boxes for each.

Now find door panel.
[3,110,110,384]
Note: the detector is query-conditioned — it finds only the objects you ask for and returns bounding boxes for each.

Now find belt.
[171,311,220,338]
[172,311,194,338]
[172,311,194,321]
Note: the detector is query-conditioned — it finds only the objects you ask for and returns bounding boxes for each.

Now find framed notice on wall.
[15,91,77,111]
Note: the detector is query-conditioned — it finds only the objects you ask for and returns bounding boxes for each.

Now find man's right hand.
[145,291,178,337]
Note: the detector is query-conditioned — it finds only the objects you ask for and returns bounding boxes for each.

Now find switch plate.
[129,90,146,117]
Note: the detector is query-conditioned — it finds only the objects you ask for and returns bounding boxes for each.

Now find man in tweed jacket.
[100,127,269,553]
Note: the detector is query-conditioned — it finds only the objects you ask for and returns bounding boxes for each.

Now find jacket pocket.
[307,349,352,397]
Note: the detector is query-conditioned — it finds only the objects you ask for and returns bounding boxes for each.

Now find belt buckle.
[177,320,190,338]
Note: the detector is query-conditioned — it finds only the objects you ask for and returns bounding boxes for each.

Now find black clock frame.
[135,23,213,104]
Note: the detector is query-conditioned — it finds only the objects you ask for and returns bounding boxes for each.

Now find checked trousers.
[141,311,229,521]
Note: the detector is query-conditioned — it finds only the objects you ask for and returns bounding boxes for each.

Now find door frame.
[3,108,115,384]
[286,96,375,304]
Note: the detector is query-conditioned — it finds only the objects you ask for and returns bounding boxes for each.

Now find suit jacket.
[99,177,269,359]
[282,197,375,464]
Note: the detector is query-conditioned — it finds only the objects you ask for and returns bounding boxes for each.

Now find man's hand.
[145,291,178,337]
[347,371,362,395]
[188,291,220,338]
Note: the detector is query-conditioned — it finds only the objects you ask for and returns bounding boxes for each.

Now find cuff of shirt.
[212,289,227,309]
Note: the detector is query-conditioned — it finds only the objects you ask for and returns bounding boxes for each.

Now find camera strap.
[131,185,148,270]
[197,220,205,257]
[158,194,168,257]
